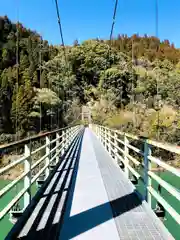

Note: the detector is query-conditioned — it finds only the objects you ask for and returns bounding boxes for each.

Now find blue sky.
[1,0,180,47]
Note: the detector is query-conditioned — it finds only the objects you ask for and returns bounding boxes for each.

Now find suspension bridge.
[0,124,179,239]
[0,0,180,239]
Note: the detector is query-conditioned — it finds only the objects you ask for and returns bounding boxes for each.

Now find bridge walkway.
[6,128,173,240]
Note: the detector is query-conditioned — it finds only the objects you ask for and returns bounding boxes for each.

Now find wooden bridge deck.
[6,128,173,240]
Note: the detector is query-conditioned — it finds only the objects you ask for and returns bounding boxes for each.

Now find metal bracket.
[154,202,165,219]
[130,175,138,185]
[9,210,23,224]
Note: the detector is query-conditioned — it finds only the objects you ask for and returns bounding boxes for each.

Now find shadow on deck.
[59,191,141,240]
[5,128,142,240]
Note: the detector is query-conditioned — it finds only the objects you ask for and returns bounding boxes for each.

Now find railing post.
[114,131,118,164]
[70,127,73,142]
[56,132,60,164]
[97,125,99,139]
[98,126,100,141]
[100,126,102,143]
[67,128,70,146]
[24,144,32,209]
[65,129,68,149]
[102,127,104,145]
[105,128,107,150]
[101,127,103,142]
[144,139,152,205]
[61,130,65,155]
[45,136,50,179]
[66,129,69,148]
[104,127,106,146]
[68,128,71,146]
[108,129,111,155]
[70,128,72,141]
[124,134,129,178]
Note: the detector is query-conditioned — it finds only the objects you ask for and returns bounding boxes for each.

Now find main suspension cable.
[155,0,159,39]
[39,36,42,133]
[110,0,119,43]
[54,0,67,63]
[155,0,160,142]
[131,37,136,129]
[108,0,119,68]
[154,0,163,207]
[54,0,70,126]
[15,11,19,143]
[14,0,20,210]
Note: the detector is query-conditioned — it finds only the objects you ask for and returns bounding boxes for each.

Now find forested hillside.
[107,34,180,63]
[1,16,180,168]
[0,16,58,142]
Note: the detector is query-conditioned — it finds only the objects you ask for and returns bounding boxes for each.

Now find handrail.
[148,171,180,201]
[0,125,82,221]
[0,134,64,176]
[0,155,27,175]
[0,126,71,151]
[97,125,180,154]
[91,124,180,226]
[148,155,180,177]
[148,187,180,225]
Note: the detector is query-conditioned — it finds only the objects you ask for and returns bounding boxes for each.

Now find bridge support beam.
[24,144,32,209]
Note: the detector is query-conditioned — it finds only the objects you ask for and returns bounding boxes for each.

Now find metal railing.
[0,125,82,221]
[91,124,180,225]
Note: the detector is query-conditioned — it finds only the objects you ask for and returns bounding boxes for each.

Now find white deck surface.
[59,128,120,240]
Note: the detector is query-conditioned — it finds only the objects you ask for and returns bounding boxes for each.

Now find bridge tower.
[81,106,91,123]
